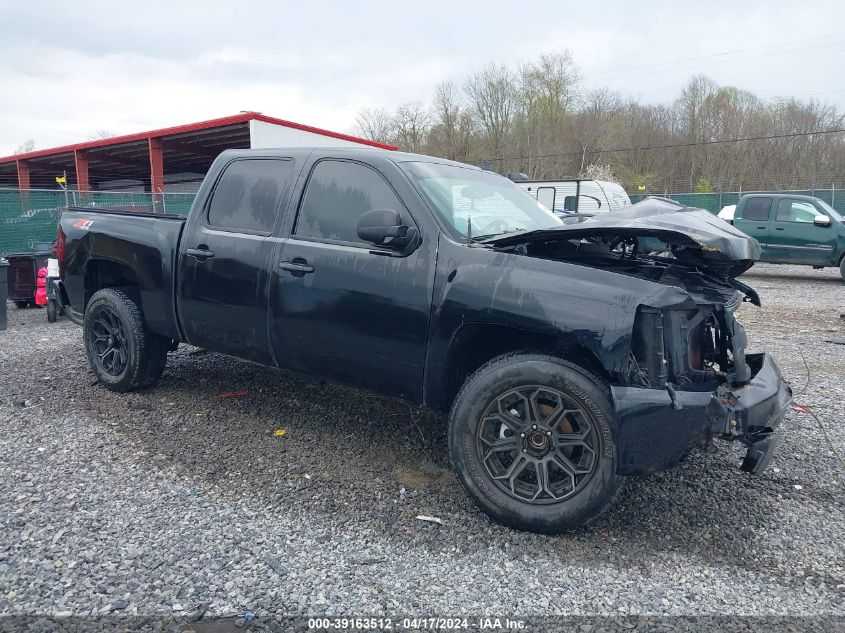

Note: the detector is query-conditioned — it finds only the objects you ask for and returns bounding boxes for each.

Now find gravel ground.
[0,263,844,626]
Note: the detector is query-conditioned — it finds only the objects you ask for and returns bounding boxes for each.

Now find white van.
[515,179,632,215]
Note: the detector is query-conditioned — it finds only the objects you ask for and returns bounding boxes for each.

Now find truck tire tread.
[47,300,58,322]
[140,333,169,387]
[83,288,167,392]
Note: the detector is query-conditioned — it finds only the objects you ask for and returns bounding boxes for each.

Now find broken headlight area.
[616,298,792,476]
[629,295,749,392]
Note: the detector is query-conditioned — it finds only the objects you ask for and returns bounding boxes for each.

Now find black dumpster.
[0,258,8,330]
[6,251,50,308]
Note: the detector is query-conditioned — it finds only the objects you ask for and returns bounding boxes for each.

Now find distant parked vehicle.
[514,179,631,216]
[717,204,737,224]
[731,193,845,279]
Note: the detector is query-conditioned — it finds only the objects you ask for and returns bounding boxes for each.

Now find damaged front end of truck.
[483,197,793,475]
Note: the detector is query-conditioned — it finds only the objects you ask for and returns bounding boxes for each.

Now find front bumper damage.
[611,353,792,475]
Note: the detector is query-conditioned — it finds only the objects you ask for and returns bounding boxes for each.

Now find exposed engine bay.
[479,197,791,476]
[491,232,758,393]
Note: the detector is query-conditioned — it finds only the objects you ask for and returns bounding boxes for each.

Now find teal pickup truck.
[730,193,845,279]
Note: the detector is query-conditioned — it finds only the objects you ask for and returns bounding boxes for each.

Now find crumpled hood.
[483,197,762,277]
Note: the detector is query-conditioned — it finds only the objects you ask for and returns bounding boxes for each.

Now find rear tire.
[47,300,58,322]
[448,352,621,533]
[14,300,29,309]
[83,288,168,392]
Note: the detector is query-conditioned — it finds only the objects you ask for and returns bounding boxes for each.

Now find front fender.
[423,237,694,407]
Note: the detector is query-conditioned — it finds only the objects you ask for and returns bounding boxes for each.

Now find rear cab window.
[742,197,773,221]
[207,159,295,234]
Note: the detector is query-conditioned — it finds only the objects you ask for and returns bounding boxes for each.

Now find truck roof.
[217,147,482,171]
[739,192,825,202]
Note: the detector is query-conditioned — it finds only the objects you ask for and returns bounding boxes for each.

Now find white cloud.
[2,0,844,156]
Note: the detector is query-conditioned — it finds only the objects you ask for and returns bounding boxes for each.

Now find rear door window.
[207,159,295,233]
[742,197,773,221]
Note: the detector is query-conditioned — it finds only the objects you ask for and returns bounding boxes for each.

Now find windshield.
[401,161,562,239]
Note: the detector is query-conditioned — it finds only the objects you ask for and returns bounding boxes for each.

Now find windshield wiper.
[474,228,530,242]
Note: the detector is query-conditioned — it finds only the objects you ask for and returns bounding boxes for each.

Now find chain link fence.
[4,185,845,255]
[0,189,195,255]
[629,188,844,214]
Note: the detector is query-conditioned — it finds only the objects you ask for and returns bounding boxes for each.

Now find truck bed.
[59,206,188,339]
[65,206,187,221]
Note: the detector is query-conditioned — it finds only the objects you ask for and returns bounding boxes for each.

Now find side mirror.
[814,215,831,227]
[357,209,416,248]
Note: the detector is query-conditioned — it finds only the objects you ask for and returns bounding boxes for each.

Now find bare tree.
[14,139,35,154]
[534,50,580,119]
[87,129,115,140]
[570,88,622,173]
[354,107,395,144]
[464,63,516,158]
[429,81,468,160]
[393,102,430,153]
[352,52,845,194]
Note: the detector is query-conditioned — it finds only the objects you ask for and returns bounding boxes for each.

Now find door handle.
[775,227,785,231]
[279,259,315,275]
[187,247,215,261]
[756,226,766,230]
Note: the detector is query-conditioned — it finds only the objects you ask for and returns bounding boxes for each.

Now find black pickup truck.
[54,148,791,533]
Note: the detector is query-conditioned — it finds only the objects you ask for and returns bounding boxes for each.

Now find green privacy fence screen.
[0,188,195,255]
[5,186,845,255]
[629,188,845,214]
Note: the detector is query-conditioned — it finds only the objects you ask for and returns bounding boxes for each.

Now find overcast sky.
[2,0,844,156]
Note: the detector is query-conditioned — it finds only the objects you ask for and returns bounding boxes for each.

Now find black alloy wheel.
[477,385,600,503]
[88,305,129,376]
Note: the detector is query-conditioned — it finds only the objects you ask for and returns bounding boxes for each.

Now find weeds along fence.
[0,188,195,255]
[629,188,844,214]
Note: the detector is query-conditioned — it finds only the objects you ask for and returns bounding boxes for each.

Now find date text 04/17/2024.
[307,617,527,630]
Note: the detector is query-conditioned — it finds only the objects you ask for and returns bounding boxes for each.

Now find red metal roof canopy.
[0,112,395,164]
[0,112,396,190]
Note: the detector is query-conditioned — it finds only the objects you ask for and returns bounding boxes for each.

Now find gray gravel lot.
[0,263,843,624]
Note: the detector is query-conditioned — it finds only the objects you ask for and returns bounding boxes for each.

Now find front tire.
[839,257,845,281]
[449,352,621,533]
[83,288,168,392]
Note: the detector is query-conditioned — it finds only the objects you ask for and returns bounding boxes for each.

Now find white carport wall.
[249,120,378,149]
